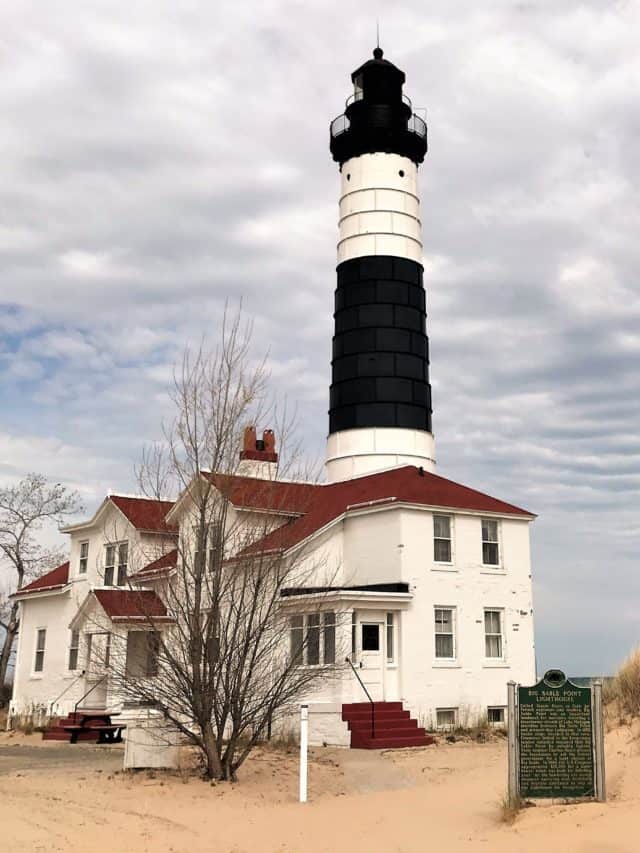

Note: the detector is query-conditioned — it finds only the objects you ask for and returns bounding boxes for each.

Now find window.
[484,610,504,658]
[323,612,336,665]
[307,614,320,666]
[361,623,380,651]
[125,631,160,678]
[290,612,336,666]
[68,630,80,671]
[488,707,505,727]
[482,519,500,566]
[386,612,395,663]
[34,628,46,673]
[351,611,357,657]
[436,708,457,730]
[79,542,89,574]
[434,608,455,658]
[117,543,128,586]
[433,515,452,563]
[104,544,116,586]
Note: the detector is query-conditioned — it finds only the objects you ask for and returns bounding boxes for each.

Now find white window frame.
[68,630,80,671]
[434,607,456,661]
[484,609,505,660]
[104,543,116,586]
[481,518,500,567]
[290,612,336,667]
[32,627,47,676]
[79,541,89,575]
[433,514,453,564]
[436,707,457,731]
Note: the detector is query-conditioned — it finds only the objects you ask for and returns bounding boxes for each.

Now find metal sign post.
[507,681,520,807]
[299,703,309,803]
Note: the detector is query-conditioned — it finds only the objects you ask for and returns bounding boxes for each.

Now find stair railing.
[74,673,108,716]
[345,656,375,739]
[49,670,86,717]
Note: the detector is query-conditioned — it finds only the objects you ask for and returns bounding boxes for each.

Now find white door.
[359,622,384,701]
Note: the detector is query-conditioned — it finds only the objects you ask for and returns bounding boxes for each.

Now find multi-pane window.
[434,608,455,658]
[488,707,505,727]
[433,515,452,562]
[386,612,395,663]
[104,545,116,586]
[117,543,128,586]
[436,708,457,730]
[351,611,357,657]
[484,610,504,658]
[68,630,80,671]
[79,542,89,574]
[34,628,46,673]
[482,519,500,565]
[105,543,128,586]
[290,612,336,666]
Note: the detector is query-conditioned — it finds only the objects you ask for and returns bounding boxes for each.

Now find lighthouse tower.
[326,48,435,483]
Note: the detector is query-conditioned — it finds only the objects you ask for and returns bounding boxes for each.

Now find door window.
[361,623,380,651]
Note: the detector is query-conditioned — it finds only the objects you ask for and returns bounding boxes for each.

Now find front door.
[359,622,384,701]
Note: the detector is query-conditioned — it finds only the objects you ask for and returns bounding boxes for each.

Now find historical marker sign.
[507,670,605,804]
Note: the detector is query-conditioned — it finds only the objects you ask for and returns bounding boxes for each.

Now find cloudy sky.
[1,1,638,675]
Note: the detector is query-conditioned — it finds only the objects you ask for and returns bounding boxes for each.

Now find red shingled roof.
[109,495,176,533]
[131,548,178,579]
[93,589,170,622]
[239,465,534,555]
[15,561,70,595]
[205,472,317,515]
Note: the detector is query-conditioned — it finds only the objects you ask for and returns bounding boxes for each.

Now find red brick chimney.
[239,426,278,463]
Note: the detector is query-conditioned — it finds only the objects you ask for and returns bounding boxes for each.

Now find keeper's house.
[9,47,536,745]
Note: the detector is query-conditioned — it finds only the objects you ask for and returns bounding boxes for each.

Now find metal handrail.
[345,92,412,109]
[345,656,375,739]
[74,673,108,715]
[49,670,85,716]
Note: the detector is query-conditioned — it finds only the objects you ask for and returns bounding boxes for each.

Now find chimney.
[237,426,279,478]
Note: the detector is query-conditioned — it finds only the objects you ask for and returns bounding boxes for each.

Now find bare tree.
[0,475,83,688]
[102,309,341,780]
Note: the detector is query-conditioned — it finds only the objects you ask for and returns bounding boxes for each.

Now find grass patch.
[604,648,640,723]
[499,792,523,825]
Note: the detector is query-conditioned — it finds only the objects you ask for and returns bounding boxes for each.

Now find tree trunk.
[201,718,223,780]
[0,602,19,692]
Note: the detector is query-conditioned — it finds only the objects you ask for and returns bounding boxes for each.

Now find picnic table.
[63,711,126,745]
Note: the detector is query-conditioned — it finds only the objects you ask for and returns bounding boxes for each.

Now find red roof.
[205,473,317,515]
[239,465,534,555]
[109,495,176,533]
[93,589,170,621]
[15,561,70,595]
[131,549,178,579]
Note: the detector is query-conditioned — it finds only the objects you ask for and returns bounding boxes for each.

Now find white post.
[299,703,309,804]
[592,680,606,802]
[507,681,519,807]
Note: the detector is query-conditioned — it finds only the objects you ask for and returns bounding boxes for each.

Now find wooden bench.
[63,723,127,745]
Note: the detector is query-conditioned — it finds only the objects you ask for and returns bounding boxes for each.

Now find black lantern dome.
[329,48,428,166]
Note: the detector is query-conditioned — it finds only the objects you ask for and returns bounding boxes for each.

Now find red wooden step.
[342,701,403,712]
[351,733,435,749]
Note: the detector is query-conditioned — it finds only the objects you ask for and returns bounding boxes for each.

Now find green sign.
[518,670,594,799]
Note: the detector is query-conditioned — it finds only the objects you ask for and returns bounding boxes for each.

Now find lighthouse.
[326,47,435,483]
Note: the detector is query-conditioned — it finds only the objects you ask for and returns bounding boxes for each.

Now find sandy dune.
[1,725,639,853]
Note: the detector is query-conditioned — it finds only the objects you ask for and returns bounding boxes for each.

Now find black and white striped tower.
[326,47,435,482]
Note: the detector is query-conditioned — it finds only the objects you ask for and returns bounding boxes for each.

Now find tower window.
[398,169,405,177]
[346,173,351,181]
